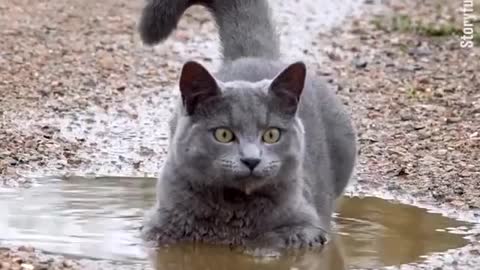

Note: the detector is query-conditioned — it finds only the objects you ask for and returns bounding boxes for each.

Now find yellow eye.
[214,128,235,143]
[262,128,281,144]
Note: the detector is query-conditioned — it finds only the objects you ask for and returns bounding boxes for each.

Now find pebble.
[352,56,368,69]
[20,264,34,270]
[400,113,414,121]
[0,262,11,269]
[17,247,34,253]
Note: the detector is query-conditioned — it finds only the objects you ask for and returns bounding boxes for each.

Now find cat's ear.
[269,62,306,115]
[179,61,220,115]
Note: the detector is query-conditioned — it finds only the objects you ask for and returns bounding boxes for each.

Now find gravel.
[1,0,479,269]
[321,0,480,268]
[0,246,80,270]
[326,0,480,212]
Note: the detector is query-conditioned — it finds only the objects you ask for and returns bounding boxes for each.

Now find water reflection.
[0,177,472,269]
[335,197,469,268]
[149,241,346,270]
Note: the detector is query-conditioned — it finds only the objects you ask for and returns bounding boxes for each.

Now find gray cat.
[139,0,357,251]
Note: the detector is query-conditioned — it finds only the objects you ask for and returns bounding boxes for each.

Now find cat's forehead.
[194,79,291,130]
[219,79,271,93]
[218,80,271,115]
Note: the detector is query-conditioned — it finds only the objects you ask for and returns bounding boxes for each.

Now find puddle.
[0,177,473,269]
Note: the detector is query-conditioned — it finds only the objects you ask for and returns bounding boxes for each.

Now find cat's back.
[300,72,357,199]
[216,58,284,82]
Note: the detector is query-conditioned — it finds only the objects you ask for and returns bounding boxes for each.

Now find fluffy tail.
[139,0,280,61]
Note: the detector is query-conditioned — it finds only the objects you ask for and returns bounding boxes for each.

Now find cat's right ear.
[179,61,221,115]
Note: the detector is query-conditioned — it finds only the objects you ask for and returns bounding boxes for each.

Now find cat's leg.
[140,207,163,242]
[247,196,330,251]
[326,109,357,197]
[331,134,357,197]
[247,209,328,251]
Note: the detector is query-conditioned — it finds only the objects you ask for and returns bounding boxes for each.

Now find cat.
[139,0,357,251]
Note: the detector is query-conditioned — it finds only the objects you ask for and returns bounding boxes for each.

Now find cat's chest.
[163,196,273,243]
[195,214,254,243]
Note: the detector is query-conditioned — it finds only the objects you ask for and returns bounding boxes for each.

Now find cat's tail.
[139,0,280,61]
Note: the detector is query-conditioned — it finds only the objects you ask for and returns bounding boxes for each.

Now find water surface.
[0,177,472,269]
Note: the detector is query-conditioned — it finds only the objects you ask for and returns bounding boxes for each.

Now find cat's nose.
[240,158,260,171]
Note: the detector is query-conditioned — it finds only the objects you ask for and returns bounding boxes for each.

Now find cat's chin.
[221,182,266,202]
[231,175,269,195]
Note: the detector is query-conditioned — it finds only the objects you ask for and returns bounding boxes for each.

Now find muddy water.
[0,177,472,269]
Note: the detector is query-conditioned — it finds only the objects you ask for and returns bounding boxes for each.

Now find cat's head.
[170,61,306,194]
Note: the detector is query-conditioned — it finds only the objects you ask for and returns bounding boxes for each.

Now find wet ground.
[0,177,475,270]
[1,0,480,269]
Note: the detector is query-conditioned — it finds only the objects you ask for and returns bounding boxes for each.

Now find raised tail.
[138,0,192,45]
[138,0,280,61]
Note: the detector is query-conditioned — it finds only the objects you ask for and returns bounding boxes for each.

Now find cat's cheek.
[258,165,279,179]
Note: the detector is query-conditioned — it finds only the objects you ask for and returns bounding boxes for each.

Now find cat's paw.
[140,224,156,241]
[249,226,327,250]
[285,227,327,248]
[140,222,180,247]
[140,208,177,246]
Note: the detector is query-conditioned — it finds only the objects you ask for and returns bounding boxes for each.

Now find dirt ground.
[0,246,79,270]
[330,0,480,212]
[1,0,479,269]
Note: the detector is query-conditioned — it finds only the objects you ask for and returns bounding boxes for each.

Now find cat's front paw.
[284,227,327,248]
[140,207,178,246]
[249,226,327,251]
[140,219,180,247]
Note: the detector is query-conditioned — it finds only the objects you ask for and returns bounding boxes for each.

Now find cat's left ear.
[179,61,221,115]
[269,61,306,115]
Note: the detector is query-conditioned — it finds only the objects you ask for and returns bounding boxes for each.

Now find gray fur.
[139,0,191,45]
[139,0,279,60]
[140,0,357,251]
